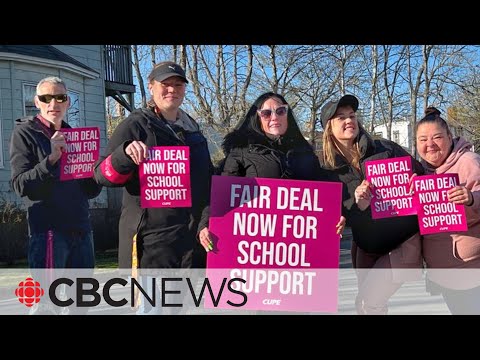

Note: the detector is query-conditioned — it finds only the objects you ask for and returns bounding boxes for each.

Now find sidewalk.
[337,227,450,314]
[340,227,353,269]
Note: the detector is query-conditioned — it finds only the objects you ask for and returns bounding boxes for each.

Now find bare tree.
[126,44,480,160]
[368,45,379,133]
[237,45,254,116]
[132,45,147,108]
[253,45,307,99]
[448,67,480,151]
[291,45,339,147]
[184,45,255,135]
[405,45,428,155]
[356,45,383,133]
[423,45,473,109]
[378,45,409,141]
[150,45,156,68]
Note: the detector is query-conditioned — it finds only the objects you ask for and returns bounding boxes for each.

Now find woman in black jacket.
[94,62,213,271]
[198,92,345,251]
[221,92,326,180]
[321,95,424,314]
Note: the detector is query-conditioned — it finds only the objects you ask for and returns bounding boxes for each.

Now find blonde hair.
[322,120,362,170]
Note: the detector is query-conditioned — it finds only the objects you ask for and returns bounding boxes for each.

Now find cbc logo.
[15,277,45,307]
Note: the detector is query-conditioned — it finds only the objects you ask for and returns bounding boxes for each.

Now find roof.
[0,45,96,73]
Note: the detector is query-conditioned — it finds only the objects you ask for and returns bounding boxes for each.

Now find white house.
[373,119,411,150]
[372,116,474,153]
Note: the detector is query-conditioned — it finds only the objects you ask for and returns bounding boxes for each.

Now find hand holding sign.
[199,227,214,252]
[336,216,346,236]
[125,140,149,165]
[48,131,67,165]
[355,180,373,210]
[448,185,474,206]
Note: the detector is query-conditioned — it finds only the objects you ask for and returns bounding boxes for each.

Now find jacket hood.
[223,129,264,153]
[423,136,473,174]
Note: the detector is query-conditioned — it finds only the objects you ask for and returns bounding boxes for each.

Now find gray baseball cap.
[320,95,359,129]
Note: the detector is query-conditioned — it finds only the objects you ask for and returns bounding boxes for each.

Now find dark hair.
[416,106,452,137]
[234,92,309,146]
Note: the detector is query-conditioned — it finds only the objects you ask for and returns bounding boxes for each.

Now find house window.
[393,130,400,144]
[23,84,81,128]
[23,83,37,117]
[67,91,81,128]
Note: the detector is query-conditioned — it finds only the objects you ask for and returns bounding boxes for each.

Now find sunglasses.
[37,94,68,104]
[257,105,288,119]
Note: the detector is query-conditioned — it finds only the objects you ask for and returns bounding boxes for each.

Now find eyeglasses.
[257,105,288,119]
[37,94,68,104]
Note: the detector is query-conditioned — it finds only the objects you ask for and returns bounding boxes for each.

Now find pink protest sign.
[59,127,100,181]
[205,175,341,313]
[365,156,415,219]
[413,174,467,235]
[139,146,191,208]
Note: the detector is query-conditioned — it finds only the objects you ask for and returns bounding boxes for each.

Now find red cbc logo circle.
[15,277,45,307]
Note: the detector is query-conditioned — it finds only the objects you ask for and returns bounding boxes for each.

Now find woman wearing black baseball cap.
[321,95,424,315]
[94,61,214,313]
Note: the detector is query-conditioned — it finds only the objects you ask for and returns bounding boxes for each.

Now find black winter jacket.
[325,131,424,254]
[10,116,102,236]
[221,130,331,181]
[94,108,213,268]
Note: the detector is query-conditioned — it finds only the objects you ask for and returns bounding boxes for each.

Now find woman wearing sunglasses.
[198,92,345,240]
[220,92,330,181]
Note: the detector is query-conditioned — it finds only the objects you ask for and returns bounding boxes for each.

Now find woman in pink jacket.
[416,107,480,314]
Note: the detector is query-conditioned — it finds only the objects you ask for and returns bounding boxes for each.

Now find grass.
[0,249,119,269]
[0,250,119,287]
[95,249,119,269]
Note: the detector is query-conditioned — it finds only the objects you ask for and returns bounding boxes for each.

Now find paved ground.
[340,228,354,268]
[337,228,450,314]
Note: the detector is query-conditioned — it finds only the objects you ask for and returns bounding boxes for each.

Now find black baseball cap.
[148,61,189,84]
[320,95,359,129]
